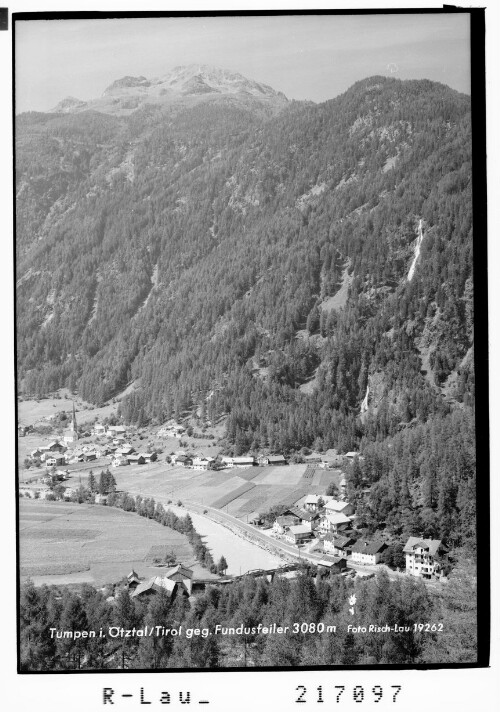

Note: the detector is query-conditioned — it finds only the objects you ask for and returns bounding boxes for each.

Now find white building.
[318,511,351,534]
[403,538,446,579]
[324,499,354,517]
[350,539,387,565]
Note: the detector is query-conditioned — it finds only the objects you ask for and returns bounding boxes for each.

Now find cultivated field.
[57,461,342,521]
[19,498,194,585]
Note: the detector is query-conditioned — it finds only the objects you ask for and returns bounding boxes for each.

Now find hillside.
[16,71,475,547]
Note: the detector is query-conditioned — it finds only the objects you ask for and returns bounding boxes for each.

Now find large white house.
[318,511,351,534]
[403,538,446,579]
[350,539,387,565]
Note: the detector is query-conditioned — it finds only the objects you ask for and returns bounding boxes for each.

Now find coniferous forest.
[20,561,477,671]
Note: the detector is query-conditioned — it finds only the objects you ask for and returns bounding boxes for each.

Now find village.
[18,402,448,591]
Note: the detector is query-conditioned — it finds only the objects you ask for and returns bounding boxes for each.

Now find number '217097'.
[295,685,402,704]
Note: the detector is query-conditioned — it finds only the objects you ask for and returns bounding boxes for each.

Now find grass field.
[68,462,342,520]
[19,498,193,585]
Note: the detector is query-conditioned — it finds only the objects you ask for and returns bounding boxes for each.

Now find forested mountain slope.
[16,72,475,544]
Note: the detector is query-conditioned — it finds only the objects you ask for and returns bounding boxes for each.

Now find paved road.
[181,501,443,589]
[183,499,332,566]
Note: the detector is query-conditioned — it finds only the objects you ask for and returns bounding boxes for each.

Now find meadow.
[19,498,194,585]
[85,461,343,520]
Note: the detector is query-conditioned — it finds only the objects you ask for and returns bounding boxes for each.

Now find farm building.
[131,564,194,600]
[273,514,301,535]
[131,576,178,600]
[284,525,312,545]
[258,454,287,466]
[192,456,213,470]
[223,456,255,468]
[116,445,135,456]
[316,557,348,574]
[108,425,127,436]
[303,494,332,512]
[45,454,66,467]
[323,534,356,557]
[127,454,145,465]
[324,499,354,517]
[127,570,141,591]
[298,509,321,530]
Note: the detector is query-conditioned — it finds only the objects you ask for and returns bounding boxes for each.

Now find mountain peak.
[50,65,289,117]
[51,96,88,113]
[103,75,151,95]
[153,64,287,101]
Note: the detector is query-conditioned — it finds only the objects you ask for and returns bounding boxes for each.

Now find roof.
[324,534,355,549]
[351,539,387,555]
[332,535,356,548]
[323,512,351,525]
[316,557,346,567]
[305,494,323,504]
[403,537,443,556]
[324,499,350,512]
[345,451,359,457]
[131,576,177,598]
[267,455,286,463]
[276,515,299,526]
[288,525,311,535]
[232,457,255,463]
[299,510,318,522]
[164,564,193,580]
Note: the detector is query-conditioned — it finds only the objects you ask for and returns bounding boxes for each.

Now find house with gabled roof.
[162,563,194,595]
[258,454,287,466]
[324,499,354,517]
[47,440,66,453]
[403,537,447,579]
[297,508,321,531]
[131,576,178,599]
[318,511,351,534]
[116,445,135,456]
[127,454,145,465]
[323,534,356,557]
[350,539,387,565]
[127,570,141,591]
[284,524,312,545]
[303,494,329,512]
[316,556,348,574]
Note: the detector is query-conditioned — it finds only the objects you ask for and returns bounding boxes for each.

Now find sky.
[15,12,471,113]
